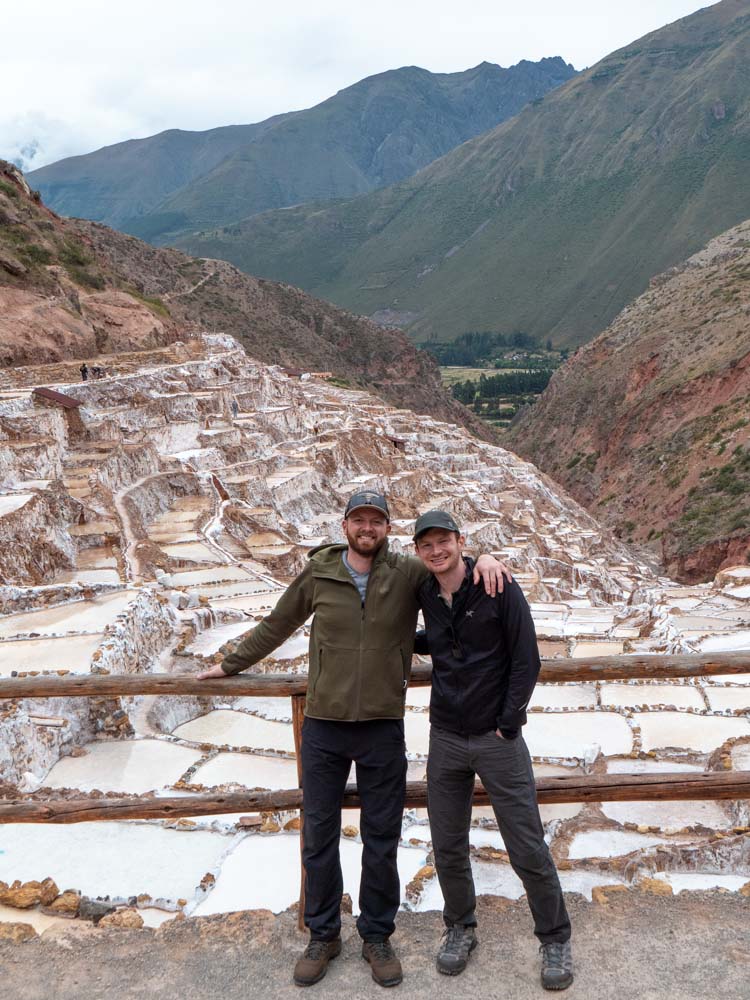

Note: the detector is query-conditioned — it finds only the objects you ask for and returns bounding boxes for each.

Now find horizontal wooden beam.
[1,771,748,824]
[0,653,748,701]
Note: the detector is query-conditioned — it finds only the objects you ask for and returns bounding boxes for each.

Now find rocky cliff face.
[507,219,750,582]
[0,160,486,437]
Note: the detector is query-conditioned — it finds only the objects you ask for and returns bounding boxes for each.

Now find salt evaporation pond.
[0,493,34,517]
[568,829,681,859]
[606,759,705,774]
[0,634,102,675]
[233,696,292,722]
[530,685,597,709]
[192,752,300,789]
[0,823,229,901]
[402,824,506,851]
[639,713,750,752]
[186,621,256,656]
[601,799,731,831]
[0,590,137,639]
[524,712,633,757]
[43,740,202,794]
[600,684,705,710]
[173,710,296,752]
[192,834,427,917]
[652,872,750,893]
[416,863,626,909]
[705,688,750,711]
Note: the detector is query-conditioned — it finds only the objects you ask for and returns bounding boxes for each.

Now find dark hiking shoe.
[436,924,478,975]
[293,938,342,986]
[362,939,403,987]
[540,940,574,991]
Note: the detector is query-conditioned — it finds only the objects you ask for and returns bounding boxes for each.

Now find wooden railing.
[1,652,749,924]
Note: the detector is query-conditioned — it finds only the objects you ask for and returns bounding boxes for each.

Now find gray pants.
[427,726,571,944]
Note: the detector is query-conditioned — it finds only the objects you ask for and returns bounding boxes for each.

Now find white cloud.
[0,0,716,170]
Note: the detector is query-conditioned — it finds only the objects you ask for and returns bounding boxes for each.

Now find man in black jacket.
[413,510,573,991]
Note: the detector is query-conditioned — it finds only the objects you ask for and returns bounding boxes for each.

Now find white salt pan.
[600,684,705,710]
[530,685,597,709]
[568,830,674,859]
[705,688,750,711]
[0,493,34,517]
[233,696,293,722]
[0,590,137,639]
[601,800,731,831]
[606,759,704,774]
[193,834,427,916]
[653,872,749,893]
[42,740,202,794]
[0,634,102,675]
[0,823,228,902]
[174,710,296,753]
[525,712,632,758]
[191,752,300,790]
[639,713,750,752]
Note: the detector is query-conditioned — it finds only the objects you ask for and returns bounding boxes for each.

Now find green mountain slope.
[28,58,575,243]
[175,0,750,347]
[27,119,290,229]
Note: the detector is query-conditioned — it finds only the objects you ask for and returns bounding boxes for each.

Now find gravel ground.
[0,893,748,1000]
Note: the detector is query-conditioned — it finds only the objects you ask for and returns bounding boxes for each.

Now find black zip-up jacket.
[415,557,541,737]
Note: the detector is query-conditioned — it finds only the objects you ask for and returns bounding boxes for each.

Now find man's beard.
[344,527,386,558]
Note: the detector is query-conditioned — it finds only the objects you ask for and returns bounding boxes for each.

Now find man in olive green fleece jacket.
[197,492,507,988]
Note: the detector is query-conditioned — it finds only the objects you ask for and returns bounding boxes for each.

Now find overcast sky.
[4,0,715,171]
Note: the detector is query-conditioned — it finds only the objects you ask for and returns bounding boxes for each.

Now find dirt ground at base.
[0,893,748,1000]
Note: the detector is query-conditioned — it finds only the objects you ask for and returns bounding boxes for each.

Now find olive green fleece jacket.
[220,541,429,721]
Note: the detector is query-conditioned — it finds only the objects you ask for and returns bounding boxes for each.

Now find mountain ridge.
[28,58,575,242]
[173,0,750,346]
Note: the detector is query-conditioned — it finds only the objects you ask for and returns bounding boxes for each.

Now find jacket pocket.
[308,648,323,700]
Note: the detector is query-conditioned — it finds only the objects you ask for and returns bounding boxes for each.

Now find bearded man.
[198,492,509,989]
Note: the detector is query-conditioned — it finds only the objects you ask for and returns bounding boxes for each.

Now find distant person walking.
[79,362,88,381]
[197,492,509,989]
[412,510,573,991]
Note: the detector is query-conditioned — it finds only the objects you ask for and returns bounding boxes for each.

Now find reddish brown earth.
[0,161,490,439]
[507,220,750,582]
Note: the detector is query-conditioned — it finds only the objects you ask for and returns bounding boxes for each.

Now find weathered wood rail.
[2,651,749,700]
[2,772,749,825]
[2,651,748,927]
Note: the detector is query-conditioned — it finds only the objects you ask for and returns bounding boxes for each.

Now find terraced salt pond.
[0,589,137,638]
[2,337,750,923]
[192,834,428,917]
[43,740,202,794]
[0,823,230,902]
[0,634,103,675]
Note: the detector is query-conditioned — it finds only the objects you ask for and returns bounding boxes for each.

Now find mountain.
[506,218,750,583]
[174,0,750,346]
[0,160,489,438]
[28,58,576,242]
[25,119,290,230]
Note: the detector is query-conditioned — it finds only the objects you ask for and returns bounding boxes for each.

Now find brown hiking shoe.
[293,938,342,986]
[362,940,403,987]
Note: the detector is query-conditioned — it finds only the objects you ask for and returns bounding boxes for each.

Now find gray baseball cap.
[344,491,390,520]
[413,509,461,541]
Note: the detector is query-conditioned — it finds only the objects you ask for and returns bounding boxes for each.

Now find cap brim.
[346,504,389,519]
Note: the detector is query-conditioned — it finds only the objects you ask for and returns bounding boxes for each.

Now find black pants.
[427,726,570,944]
[300,717,407,942]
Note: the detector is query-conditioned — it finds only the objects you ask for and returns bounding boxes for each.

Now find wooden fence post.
[291,693,306,932]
